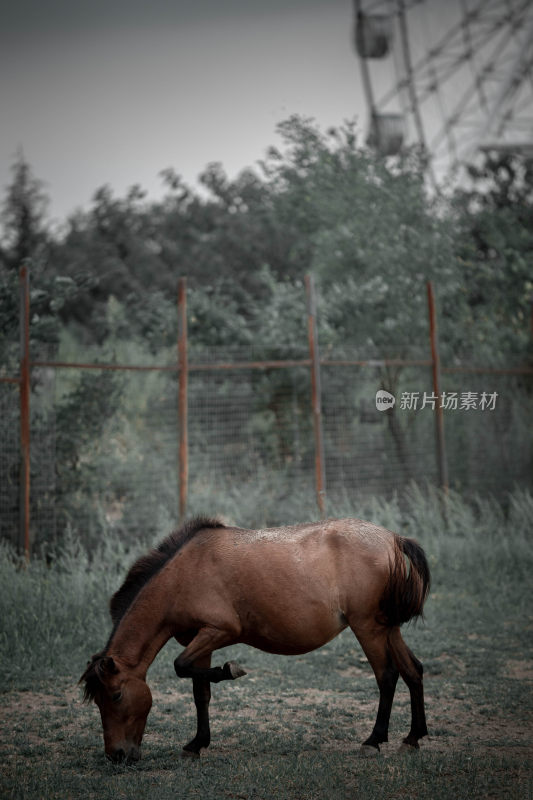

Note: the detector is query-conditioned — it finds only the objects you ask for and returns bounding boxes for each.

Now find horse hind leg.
[352,627,399,755]
[387,626,428,750]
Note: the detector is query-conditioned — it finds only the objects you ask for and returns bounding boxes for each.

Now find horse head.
[80,654,152,763]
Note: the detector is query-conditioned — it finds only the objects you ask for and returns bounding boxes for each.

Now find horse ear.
[95,656,119,679]
[90,651,104,662]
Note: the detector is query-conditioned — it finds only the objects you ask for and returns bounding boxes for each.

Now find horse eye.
[111,691,122,703]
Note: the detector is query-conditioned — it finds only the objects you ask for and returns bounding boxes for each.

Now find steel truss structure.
[354,0,533,182]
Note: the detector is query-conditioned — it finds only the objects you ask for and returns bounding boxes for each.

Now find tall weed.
[0,487,531,687]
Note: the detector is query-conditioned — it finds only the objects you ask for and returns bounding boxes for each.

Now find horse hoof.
[225,661,247,679]
[398,743,419,754]
[181,748,201,759]
[359,745,380,758]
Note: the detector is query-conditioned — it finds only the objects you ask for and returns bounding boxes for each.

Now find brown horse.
[80,516,430,764]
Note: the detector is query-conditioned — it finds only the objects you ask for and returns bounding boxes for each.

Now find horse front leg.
[174,625,246,682]
[179,655,212,757]
[173,627,246,756]
[175,659,246,683]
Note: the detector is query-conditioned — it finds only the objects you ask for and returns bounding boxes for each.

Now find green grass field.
[1,487,532,799]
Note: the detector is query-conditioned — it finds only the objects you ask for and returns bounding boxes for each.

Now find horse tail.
[378,535,431,628]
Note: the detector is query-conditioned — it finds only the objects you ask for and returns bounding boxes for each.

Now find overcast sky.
[1,1,364,223]
[2,0,524,225]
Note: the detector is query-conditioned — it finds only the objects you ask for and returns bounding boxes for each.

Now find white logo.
[375,390,396,411]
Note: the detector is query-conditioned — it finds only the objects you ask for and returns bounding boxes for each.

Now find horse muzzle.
[106,744,141,764]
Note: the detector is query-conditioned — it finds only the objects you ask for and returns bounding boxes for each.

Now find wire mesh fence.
[30,367,56,547]
[48,364,179,549]
[187,346,313,490]
[0,382,19,546]
[321,361,440,502]
[1,271,532,555]
[440,370,532,497]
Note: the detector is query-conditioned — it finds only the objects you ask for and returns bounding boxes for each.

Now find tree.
[0,154,58,360]
[0,151,50,273]
[453,151,533,364]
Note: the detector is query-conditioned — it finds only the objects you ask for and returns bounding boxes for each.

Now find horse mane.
[80,516,225,702]
[108,516,225,630]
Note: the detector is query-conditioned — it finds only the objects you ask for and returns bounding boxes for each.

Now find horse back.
[170,519,398,652]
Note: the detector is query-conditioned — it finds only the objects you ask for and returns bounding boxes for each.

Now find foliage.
[452,151,533,363]
[2,120,530,365]
[0,155,98,359]
[0,151,50,273]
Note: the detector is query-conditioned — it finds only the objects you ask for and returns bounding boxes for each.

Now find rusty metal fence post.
[19,266,31,560]
[305,274,326,516]
[427,281,449,492]
[178,278,188,521]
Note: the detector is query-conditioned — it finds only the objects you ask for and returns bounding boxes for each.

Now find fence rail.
[1,267,532,559]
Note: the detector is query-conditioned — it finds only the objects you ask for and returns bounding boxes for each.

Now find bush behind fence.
[1,271,532,554]
[1,344,532,553]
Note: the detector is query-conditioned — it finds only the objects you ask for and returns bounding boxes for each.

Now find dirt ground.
[1,666,532,764]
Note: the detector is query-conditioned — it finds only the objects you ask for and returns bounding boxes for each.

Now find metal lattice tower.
[353,0,533,182]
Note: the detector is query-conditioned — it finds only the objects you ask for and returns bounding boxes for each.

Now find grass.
[1,487,532,799]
